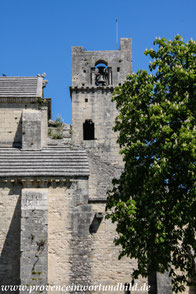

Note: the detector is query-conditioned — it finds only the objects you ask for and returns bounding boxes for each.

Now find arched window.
[90,61,112,86]
[83,120,95,140]
[95,62,108,86]
[95,60,108,67]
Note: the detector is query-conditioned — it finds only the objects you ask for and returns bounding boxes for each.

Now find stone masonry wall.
[22,110,42,150]
[87,150,122,200]
[71,39,132,167]
[20,188,48,294]
[71,39,131,210]
[41,106,48,148]
[90,203,148,294]
[48,178,92,291]
[48,178,149,294]
[0,103,47,149]
[71,38,132,87]
[0,179,191,294]
[0,108,22,148]
[0,182,21,288]
[0,103,37,148]
[72,89,122,166]
[48,183,72,288]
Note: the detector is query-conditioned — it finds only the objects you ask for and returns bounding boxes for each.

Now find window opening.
[83,120,94,140]
[91,61,112,86]
[95,63,108,86]
[117,67,120,72]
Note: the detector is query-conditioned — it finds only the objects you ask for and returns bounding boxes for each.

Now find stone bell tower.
[70,39,174,293]
[70,39,132,200]
[70,38,132,165]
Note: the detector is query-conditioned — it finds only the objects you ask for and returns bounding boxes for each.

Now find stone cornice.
[70,85,115,96]
[0,97,40,104]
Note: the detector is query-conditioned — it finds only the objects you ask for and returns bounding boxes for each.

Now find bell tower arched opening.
[90,60,112,86]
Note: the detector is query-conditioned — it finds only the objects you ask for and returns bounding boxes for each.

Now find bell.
[97,75,105,86]
[97,75,105,85]
[95,66,107,86]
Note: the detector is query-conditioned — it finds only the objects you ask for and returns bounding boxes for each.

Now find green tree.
[106,35,196,292]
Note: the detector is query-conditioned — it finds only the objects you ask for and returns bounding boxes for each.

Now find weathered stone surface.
[157,272,172,294]
[20,189,48,294]
[0,183,21,287]
[71,38,132,88]
[70,40,131,218]
[0,41,193,294]
[0,107,24,148]
[0,76,48,149]
[48,123,71,146]
[48,179,92,289]
[48,119,56,126]
[41,106,48,148]
[20,188,48,293]
[22,110,42,150]
[68,38,150,293]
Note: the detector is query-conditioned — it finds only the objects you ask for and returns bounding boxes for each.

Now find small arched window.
[90,60,112,86]
[95,60,108,67]
[95,62,108,86]
[83,119,95,140]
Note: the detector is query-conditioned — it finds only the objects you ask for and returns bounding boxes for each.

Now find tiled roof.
[0,148,89,177]
[0,76,43,98]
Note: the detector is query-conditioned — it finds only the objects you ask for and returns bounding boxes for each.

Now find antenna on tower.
[116,18,119,49]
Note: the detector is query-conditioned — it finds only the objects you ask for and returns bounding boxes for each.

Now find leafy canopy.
[106,35,196,293]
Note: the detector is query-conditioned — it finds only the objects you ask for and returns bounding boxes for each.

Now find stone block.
[20,189,48,292]
[22,109,42,150]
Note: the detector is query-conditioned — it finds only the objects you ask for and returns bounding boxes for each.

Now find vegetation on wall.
[48,114,64,139]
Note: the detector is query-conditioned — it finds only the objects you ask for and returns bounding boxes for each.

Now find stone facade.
[20,188,48,292]
[0,77,48,149]
[0,40,193,294]
[0,182,21,287]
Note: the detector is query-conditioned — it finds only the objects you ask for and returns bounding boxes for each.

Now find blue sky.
[1,0,195,124]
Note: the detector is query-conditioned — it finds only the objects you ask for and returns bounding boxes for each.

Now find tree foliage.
[106,35,196,292]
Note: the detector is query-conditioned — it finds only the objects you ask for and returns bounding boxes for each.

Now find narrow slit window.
[117,67,120,72]
[83,120,95,140]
